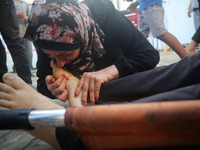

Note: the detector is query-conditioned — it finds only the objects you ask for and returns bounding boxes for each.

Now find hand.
[24,17,29,23]
[16,12,24,19]
[45,74,69,102]
[188,8,192,17]
[127,1,139,13]
[75,65,119,105]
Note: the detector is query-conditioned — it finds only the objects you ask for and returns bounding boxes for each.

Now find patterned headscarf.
[24,0,106,77]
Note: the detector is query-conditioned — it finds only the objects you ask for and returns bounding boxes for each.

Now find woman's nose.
[55,58,66,68]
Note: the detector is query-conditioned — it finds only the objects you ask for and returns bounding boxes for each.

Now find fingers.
[89,76,103,104]
[75,73,103,105]
[94,80,102,102]
[52,77,67,97]
[46,75,55,84]
[79,74,89,105]
[46,74,69,102]
[89,78,95,104]
[57,89,68,102]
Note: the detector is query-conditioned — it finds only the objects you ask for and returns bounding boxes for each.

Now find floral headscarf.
[24,0,106,77]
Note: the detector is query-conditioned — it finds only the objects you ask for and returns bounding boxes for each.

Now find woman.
[24,0,159,105]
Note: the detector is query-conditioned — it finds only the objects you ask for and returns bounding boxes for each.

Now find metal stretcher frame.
[0,100,200,150]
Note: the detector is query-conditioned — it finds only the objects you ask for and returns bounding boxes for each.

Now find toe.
[3,73,27,90]
[0,99,13,109]
[0,83,15,95]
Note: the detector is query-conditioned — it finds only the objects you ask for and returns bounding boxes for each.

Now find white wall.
[163,0,195,44]
[24,0,34,4]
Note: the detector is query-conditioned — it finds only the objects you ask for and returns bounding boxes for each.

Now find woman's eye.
[64,53,72,57]
[45,53,53,59]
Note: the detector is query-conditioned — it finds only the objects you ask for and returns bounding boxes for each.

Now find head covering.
[24,0,106,77]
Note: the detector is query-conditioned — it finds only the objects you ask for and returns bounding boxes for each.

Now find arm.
[75,64,119,104]
[107,3,159,77]
[76,0,159,104]
[24,2,30,23]
[188,0,192,17]
[85,0,159,77]
[127,0,139,13]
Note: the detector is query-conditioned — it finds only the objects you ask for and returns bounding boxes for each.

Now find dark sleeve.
[35,45,56,99]
[191,0,200,44]
[84,0,160,77]
[112,10,159,77]
[192,26,200,43]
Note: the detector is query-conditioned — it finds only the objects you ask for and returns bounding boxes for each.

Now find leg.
[142,5,188,58]
[131,83,200,103]
[185,40,198,55]
[193,9,200,31]
[0,0,32,84]
[138,12,150,38]
[0,73,63,149]
[98,53,200,104]
[0,39,7,83]
[158,32,188,58]
[24,39,33,71]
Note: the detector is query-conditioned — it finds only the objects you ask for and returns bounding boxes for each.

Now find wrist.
[104,65,119,81]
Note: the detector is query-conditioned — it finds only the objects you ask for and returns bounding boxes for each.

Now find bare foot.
[0,73,63,110]
[51,60,83,107]
[185,40,197,55]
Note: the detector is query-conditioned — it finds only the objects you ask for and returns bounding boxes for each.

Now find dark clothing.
[192,0,200,43]
[56,127,85,150]
[0,39,7,83]
[37,0,159,98]
[97,53,200,104]
[0,0,31,84]
[192,26,200,43]
[56,53,200,150]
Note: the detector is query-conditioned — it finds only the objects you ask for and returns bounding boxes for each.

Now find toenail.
[4,74,15,81]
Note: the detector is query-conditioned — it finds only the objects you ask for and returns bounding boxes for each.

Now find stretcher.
[0,100,200,150]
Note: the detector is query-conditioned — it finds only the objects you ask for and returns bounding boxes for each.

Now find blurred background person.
[126,0,189,58]
[185,0,200,55]
[0,0,32,84]
[188,0,200,31]
[0,39,7,83]
[14,0,35,76]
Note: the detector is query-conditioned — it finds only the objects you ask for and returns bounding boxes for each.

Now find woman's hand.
[75,65,119,105]
[45,74,69,102]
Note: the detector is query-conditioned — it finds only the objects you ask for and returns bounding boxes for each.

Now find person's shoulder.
[83,0,115,14]
[83,0,113,9]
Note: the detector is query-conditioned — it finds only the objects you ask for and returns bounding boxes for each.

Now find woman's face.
[42,48,81,68]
